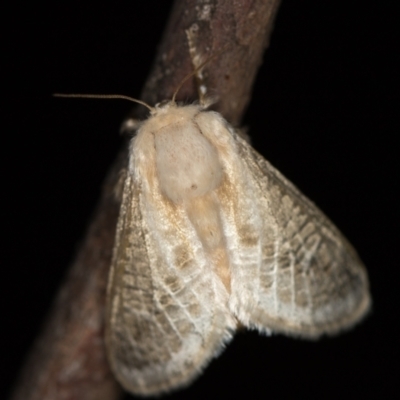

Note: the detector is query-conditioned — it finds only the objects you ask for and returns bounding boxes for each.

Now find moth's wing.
[229,135,370,338]
[106,175,236,396]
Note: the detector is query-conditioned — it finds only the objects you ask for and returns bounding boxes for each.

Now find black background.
[3,1,398,399]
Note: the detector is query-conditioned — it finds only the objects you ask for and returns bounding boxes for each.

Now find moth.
[56,66,370,396]
[102,82,371,395]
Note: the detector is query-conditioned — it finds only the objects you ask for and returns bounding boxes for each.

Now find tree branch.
[10,1,281,399]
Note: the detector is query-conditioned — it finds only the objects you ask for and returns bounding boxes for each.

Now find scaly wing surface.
[228,135,370,337]
[106,175,236,396]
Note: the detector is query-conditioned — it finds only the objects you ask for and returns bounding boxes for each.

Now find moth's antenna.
[53,93,154,112]
[171,52,221,104]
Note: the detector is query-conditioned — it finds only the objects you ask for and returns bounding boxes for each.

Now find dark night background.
[3,1,398,399]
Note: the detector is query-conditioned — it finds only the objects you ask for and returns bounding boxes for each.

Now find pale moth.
[56,61,370,396]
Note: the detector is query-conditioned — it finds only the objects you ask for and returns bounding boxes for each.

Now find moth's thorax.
[131,103,231,292]
[139,103,224,204]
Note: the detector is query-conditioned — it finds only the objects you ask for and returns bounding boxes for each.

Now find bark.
[10,1,281,399]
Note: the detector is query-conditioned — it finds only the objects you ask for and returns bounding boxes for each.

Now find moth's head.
[152,100,178,114]
[154,99,171,109]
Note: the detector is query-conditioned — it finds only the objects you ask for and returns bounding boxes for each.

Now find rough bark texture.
[139,0,281,125]
[10,0,281,399]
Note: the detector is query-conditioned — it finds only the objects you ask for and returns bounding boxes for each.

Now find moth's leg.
[120,118,142,137]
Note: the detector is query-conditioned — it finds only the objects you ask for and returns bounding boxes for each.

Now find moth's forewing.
[230,135,370,337]
[105,110,236,396]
